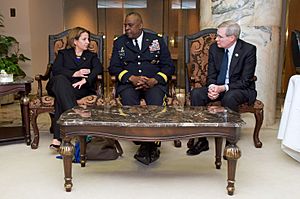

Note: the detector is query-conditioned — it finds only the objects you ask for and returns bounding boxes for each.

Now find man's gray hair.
[218,20,241,38]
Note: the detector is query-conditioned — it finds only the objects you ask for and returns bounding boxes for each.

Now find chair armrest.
[35,64,52,82]
[168,75,177,98]
[110,76,117,99]
[35,64,52,97]
[95,75,104,98]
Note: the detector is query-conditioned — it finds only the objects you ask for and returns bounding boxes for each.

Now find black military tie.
[217,49,229,85]
[134,39,140,51]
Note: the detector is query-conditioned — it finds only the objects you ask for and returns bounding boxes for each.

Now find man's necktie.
[217,49,229,85]
[134,39,140,51]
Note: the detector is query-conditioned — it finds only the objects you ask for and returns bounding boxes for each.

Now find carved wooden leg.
[49,112,55,134]
[174,140,182,147]
[214,137,223,169]
[20,95,31,145]
[30,110,39,149]
[79,136,87,167]
[187,138,195,148]
[60,137,74,192]
[253,109,263,148]
[224,144,241,196]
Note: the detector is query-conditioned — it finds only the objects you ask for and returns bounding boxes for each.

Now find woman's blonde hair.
[67,26,90,48]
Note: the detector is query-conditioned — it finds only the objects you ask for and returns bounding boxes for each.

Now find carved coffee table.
[58,105,244,195]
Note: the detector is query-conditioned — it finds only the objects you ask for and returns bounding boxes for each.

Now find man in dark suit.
[109,12,175,165]
[187,20,257,155]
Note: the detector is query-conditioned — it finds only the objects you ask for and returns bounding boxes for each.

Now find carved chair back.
[184,28,217,105]
[49,29,103,65]
[143,28,168,47]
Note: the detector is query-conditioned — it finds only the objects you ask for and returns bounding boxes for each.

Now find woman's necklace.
[75,50,83,59]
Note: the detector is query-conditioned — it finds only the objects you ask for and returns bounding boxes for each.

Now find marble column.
[200,0,282,126]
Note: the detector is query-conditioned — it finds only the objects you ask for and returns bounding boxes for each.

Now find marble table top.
[58,105,245,128]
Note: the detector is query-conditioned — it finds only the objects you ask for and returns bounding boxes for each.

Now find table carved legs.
[60,137,74,192]
[223,143,241,195]
[20,94,31,145]
[79,136,87,167]
[214,137,223,169]
[60,137,241,195]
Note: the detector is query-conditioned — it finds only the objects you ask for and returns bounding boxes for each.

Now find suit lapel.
[141,33,151,53]
[229,40,242,77]
[125,37,140,53]
[216,47,225,70]
[78,51,88,65]
[66,49,88,66]
[66,49,78,66]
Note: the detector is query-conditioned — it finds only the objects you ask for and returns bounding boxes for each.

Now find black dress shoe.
[149,146,160,163]
[186,140,209,156]
[134,144,151,165]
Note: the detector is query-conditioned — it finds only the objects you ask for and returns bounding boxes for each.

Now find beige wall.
[0,0,63,93]
[28,0,64,92]
[63,0,97,33]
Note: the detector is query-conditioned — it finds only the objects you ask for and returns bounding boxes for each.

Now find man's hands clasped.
[129,75,158,90]
[207,84,226,100]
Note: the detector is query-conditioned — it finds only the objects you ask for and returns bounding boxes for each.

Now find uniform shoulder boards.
[114,36,119,41]
[157,33,163,37]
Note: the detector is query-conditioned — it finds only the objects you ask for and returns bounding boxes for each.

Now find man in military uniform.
[109,12,175,165]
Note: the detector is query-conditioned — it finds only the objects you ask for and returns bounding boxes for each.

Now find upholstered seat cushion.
[208,99,264,110]
[30,96,55,108]
[29,94,108,109]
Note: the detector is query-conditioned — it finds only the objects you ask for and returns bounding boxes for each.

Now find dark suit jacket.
[109,31,175,94]
[47,48,103,93]
[207,39,257,104]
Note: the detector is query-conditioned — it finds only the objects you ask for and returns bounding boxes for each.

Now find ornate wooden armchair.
[185,28,264,148]
[29,30,105,149]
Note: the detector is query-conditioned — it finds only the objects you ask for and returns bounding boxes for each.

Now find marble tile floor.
[0,99,300,199]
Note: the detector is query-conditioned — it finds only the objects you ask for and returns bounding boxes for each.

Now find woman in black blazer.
[46,27,103,150]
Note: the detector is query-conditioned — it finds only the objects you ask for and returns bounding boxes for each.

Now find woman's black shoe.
[49,144,61,152]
